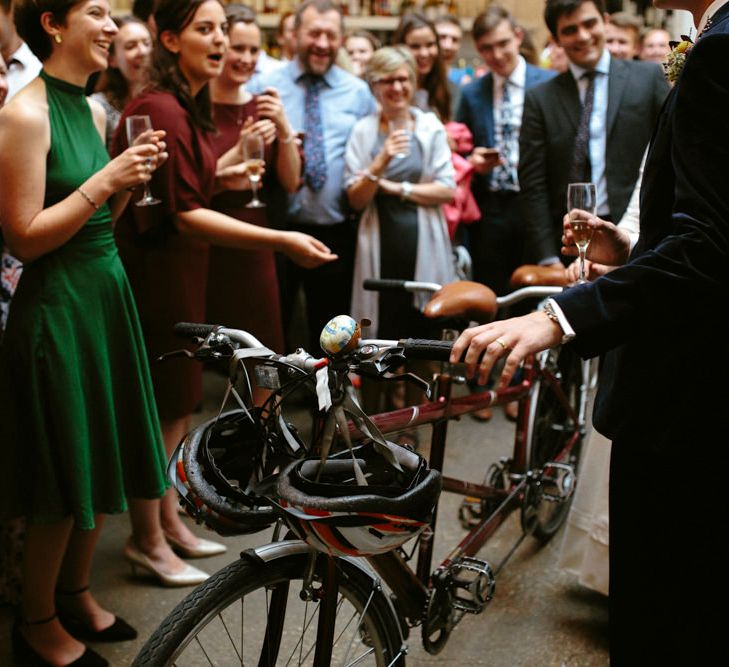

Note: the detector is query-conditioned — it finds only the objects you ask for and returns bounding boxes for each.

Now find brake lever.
[356,356,431,399]
[157,346,231,363]
[157,349,195,363]
[380,370,431,398]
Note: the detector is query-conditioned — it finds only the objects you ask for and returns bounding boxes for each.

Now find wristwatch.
[400,181,413,201]
[542,300,575,344]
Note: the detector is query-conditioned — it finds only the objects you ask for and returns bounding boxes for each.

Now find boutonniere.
[663,35,693,84]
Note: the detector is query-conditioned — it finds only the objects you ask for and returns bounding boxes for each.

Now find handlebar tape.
[363,278,408,291]
[401,338,454,361]
[173,322,216,339]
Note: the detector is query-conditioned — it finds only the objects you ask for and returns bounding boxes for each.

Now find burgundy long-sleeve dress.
[206,98,284,353]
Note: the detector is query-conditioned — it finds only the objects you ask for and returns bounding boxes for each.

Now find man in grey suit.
[519,0,669,267]
[456,6,555,297]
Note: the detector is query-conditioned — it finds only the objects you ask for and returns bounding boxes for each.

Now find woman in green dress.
[0,1,167,665]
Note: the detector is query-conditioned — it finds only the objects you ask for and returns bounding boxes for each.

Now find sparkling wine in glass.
[567,182,597,284]
[125,114,160,207]
[388,117,411,159]
[243,133,266,209]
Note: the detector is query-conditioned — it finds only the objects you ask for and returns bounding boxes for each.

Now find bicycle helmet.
[275,442,442,557]
[169,409,281,536]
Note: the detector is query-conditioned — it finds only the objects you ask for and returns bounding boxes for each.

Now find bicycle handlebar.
[364,279,563,310]
[174,322,265,350]
[400,338,454,361]
[363,278,442,293]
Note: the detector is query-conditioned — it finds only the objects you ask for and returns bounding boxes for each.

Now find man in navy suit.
[519,0,669,267]
[455,6,555,297]
[453,0,729,661]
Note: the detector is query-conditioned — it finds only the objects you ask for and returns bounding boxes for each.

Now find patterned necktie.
[569,71,597,184]
[303,75,327,192]
[491,78,519,192]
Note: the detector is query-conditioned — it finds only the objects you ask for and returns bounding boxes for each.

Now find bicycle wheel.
[522,345,585,541]
[133,544,405,667]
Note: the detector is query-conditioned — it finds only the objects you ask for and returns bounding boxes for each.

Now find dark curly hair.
[544,0,607,38]
[391,12,451,122]
[151,0,223,132]
[13,0,77,62]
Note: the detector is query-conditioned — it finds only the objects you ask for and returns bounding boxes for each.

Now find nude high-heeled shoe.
[164,532,227,558]
[123,542,209,587]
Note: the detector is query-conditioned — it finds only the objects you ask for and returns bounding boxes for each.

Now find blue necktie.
[304,76,327,192]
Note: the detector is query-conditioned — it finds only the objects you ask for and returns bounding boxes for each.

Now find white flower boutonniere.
[663,36,694,84]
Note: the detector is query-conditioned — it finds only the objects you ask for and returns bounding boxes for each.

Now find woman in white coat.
[345,46,455,341]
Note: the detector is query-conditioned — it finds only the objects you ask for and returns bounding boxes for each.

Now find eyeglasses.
[374,76,411,87]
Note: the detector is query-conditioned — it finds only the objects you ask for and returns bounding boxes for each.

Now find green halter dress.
[0,71,167,529]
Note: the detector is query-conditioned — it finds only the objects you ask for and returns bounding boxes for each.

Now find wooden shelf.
[257,14,472,32]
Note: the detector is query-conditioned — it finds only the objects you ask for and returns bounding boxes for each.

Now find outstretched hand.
[450,311,564,389]
[282,232,338,269]
[561,213,631,267]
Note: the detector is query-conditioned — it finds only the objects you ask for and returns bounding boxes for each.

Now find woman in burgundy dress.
[112,0,334,585]
[207,5,299,352]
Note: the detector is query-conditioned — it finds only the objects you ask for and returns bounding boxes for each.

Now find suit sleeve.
[455,90,470,127]
[652,63,671,116]
[554,34,729,358]
[518,89,557,263]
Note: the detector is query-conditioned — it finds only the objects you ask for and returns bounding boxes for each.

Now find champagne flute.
[567,182,597,284]
[125,114,160,207]
[388,117,411,159]
[243,133,266,209]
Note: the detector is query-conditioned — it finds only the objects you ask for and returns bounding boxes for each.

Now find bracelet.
[279,131,295,144]
[77,187,99,210]
[362,170,379,183]
[542,300,575,344]
[542,300,560,325]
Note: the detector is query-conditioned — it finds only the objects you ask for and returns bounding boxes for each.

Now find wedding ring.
[495,338,509,351]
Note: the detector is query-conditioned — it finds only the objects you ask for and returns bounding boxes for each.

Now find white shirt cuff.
[547,298,576,338]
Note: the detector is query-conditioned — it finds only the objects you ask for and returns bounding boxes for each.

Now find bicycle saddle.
[510,264,568,288]
[423,281,498,323]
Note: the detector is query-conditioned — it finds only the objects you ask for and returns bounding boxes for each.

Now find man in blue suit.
[456,6,555,297]
[453,0,729,661]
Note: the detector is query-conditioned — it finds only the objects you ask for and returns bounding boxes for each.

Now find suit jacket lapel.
[703,0,729,35]
[553,72,581,132]
[606,58,628,139]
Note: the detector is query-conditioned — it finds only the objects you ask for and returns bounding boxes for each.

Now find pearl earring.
[54,34,62,44]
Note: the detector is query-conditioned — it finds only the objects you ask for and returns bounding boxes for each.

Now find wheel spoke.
[193,634,215,665]
[135,554,396,667]
[217,610,242,664]
[339,588,376,667]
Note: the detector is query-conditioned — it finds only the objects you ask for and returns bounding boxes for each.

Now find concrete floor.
[0,370,609,666]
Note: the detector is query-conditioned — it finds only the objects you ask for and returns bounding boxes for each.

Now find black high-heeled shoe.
[56,586,137,642]
[11,615,109,666]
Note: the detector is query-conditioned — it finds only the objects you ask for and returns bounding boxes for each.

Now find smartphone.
[474,147,501,157]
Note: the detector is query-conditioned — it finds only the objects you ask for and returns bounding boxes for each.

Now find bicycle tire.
[522,345,585,541]
[133,545,405,667]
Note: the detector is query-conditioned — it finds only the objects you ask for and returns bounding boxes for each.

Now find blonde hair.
[365,46,417,89]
